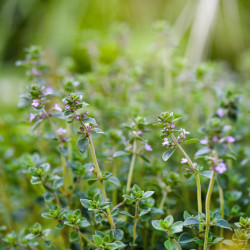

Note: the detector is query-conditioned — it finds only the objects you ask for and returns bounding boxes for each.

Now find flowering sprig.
[156,112,199,161]
[16,46,48,79]
[62,92,115,229]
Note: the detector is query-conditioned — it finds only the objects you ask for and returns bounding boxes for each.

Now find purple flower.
[87,132,91,136]
[200,138,208,145]
[65,105,70,110]
[29,113,36,122]
[49,112,54,116]
[214,162,227,174]
[216,108,224,117]
[124,140,129,145]
[138,130,143,135]
[75,116,80,120]
[76,101,80,104]
[86,112,89,115]
[145,143,152,151]
[89,167,94,172]
[212,136,218,142]
[57,128,67,135]
[31,100,39,107]
[45,88,53,95]
[162,138,169,146]
[33,70,40,76]
[54,104,62,112]
[181,158,188,164]
[182,129,190,135]
[171,125,175,129]
[227,136,235,143]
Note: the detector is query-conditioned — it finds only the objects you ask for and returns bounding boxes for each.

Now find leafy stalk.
[170,134,202,226]
[77,227,83,250]
[132,201,139,250]
[126,140,137,194]
[78,118,115,229]
[203,170,216,250]
[166,232,182,250]
[41,179,62,209]
[88,135,115,229]
[42,109,70,192]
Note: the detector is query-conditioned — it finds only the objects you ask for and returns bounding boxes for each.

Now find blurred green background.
[1,0,250,110]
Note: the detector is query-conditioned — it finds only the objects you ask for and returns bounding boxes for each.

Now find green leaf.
[77,137,89,153]
[183,211,191,220]
[32,119,43,131]
[53,178,64,189]
[222,240,235,246]
[113,229,124,240]
[83,117,97,125]
[53,113,66,120]
[80,199,91,208]
[107,176,121,188]
[152,220,164,231]
[42,229,51,237]
[170,221,183,234]
[41,213,53,219]
[43,192,54,202]
[215,220,232,230]
[56,223,64,229]
[200,171,213,179]
[223,154,236,160]
[143,191,154,199]
[183,217,200,226]
[58,146,69,157]
[30,177,42,185]
[79,219,90,228]
[140,154,150,163]
[113,151,130,158]
[88,178,99,185]
[119,211,134,219]
[92,235,103,245]
[162,149,175,161]
[114,241,126,248]
[69,231,79,242]
[178,232,194,244]
[164,215,174,227]
[195,147,210,158]
[94,128,105,134]
[43,240,51,248]
[164,239,179,250]
[183,138,200,144]
[139,208,151,217]
[211,237,223,245]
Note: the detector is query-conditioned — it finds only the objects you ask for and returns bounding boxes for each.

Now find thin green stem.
[218,184,224,250]
[88,135,115,229]
[132,201,139,250]
[170,133,202,230]
[166,232,182,250]
[203,170,216,250]
[78,228,83,250]
[159,188,167,210]
[79,231,98,248]
[43,109,70,192]
[78,118,115,229]
[66,123,73,187]
[126,140,137,194]
[41,236,57,250]
[42,179,62,209]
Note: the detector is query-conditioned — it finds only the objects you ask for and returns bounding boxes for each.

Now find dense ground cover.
[0,20,250,250]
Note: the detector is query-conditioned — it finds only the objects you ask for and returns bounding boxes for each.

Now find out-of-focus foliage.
[0,1,250,249]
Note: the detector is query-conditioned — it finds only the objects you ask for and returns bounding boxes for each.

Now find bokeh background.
[1,0,250,110]
[0,1,250,248]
